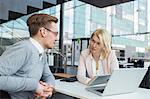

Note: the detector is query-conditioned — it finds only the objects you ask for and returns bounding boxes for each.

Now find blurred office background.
[0,0,150,74]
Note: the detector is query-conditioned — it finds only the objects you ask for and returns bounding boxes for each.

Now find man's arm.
[0,76,38,92]
[41,62,55,86]
[0,43,28,75]
[0,42,39,92]
[37,58,55,98]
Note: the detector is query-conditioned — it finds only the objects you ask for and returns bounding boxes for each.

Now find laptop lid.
[87,75,110,86]
[86,68,147,96]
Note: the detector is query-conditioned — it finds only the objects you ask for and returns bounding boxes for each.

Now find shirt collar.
[89,53,103,60]
[30,38,44,54]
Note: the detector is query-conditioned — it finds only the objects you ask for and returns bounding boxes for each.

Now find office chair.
[0,90,11,99]
[139,66,150,89]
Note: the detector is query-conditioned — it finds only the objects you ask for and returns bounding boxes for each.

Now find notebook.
[86,68,147,96]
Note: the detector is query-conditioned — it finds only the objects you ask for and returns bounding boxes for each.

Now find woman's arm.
[77,54,91,85]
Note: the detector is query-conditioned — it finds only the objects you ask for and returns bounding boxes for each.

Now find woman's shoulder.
[108,50,117,58]
[110,50,116,54]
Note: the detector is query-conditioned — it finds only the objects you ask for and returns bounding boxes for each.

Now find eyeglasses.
[44,27,58,36]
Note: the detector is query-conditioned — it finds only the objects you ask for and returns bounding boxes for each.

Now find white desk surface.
[55,80,150,99]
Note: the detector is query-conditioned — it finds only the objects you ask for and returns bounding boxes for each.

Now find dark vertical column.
[0,0,9,20]
[58,3,64,72]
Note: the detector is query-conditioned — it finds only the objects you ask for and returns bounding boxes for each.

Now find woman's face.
[89,35,104,55]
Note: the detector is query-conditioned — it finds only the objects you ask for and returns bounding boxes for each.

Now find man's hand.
[35,81,54,98]
[40,81,54,97]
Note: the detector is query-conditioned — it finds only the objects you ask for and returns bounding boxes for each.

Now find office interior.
[0,0,150,98]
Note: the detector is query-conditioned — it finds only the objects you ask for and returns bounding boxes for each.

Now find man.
[0,14,58,99]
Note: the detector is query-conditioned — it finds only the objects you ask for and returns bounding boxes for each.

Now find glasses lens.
[44,27,58,36]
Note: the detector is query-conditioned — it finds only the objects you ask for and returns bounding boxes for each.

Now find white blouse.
[91,57,105,76]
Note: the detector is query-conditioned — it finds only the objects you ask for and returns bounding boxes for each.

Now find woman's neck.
[92,53,101,62]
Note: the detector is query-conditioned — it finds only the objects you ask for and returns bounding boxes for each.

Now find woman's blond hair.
[90,28,111,59]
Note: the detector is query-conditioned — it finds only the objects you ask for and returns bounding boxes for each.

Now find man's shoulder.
[6,39,33,52]
[12,39,33,49]
[14,39,30,46]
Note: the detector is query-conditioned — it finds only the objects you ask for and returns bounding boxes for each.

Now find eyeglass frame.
[43,27,58,36]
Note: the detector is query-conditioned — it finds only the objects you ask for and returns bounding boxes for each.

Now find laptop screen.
[88,75,110,86]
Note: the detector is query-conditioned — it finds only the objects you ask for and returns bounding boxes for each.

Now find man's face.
[44,22,58,49]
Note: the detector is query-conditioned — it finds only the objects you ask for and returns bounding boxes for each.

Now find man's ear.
[40,27,47,37]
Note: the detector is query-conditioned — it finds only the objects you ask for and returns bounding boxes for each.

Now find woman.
[77,28,119,85]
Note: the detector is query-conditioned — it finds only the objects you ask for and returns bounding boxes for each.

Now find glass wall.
[0,0,149,62]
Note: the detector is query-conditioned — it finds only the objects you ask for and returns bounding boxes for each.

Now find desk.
[54,73,75,78]
[55,80,150,99]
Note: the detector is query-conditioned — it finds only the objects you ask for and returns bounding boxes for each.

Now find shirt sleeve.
[77,53,91,85]
[0,76,38,92]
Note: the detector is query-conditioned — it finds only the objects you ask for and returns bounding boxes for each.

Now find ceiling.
[0,0,70,24]
[79,0,135,8]
[0,0,135,24]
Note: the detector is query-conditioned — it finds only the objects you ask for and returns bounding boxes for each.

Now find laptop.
[87,75,110,86]
[86,68,147,96]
